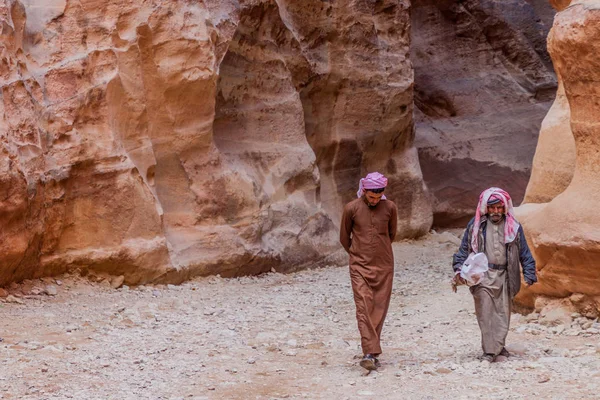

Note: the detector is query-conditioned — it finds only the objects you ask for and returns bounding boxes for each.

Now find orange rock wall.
[0,0,431,285]
[516,0,600,314]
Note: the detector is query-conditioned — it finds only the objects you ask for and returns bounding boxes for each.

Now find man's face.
[487,203,505,224]
[364,190,384,207]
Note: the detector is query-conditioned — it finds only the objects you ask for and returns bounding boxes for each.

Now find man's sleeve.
[518,226,537,284]
[452,220,472,273]
[388,202,398,242]
[340,204,353,253]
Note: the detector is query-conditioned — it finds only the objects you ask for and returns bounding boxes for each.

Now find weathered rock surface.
[412,0,557,226]
[523,78,575,203]
[0,0,431,285]
[516,0,600,314]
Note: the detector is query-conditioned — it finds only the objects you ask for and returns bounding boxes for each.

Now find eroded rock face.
[522,78,575,204]
[412,0,557,226]
[0,0,429,285]
[515,1,600,313]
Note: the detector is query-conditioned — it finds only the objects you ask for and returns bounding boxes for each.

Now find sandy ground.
[1,232,599,400]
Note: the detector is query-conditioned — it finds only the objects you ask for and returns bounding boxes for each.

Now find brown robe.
[340,197,398,355]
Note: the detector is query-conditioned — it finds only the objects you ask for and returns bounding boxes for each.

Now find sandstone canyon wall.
[522,76,575,204]
[412,0,558,226]
[0,0,431,285]
[515,0,600,316]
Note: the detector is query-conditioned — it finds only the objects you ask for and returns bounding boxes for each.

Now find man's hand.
[452,273,467,286]
[451,273,467,292]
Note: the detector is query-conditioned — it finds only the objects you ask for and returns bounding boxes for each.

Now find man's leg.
[471,270,510,358]
[349,266,382,356]
[372,266,394,340]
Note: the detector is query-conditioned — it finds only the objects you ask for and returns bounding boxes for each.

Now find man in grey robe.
[452,187,537,362]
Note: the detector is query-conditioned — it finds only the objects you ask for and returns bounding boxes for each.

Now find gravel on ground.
[1,232,599,399]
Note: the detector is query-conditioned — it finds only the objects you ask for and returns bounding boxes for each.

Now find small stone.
[349,381,356,386]
[435,367,452,374]
[539,307,573,327]
[506,343,527,355]
[247,358,256,364]
[438,350,454,358]
[111,276,125,289]
[538,375,551,383]
[152,290,161,297]
[30,287,43,295]
[41,368,48,373]
[524,312,539,322]
[581,321,593,330]
[0,288,8,298]
[5,295,24,304]
[207,387,215,391]
[167,284,177,290]
[44,285,58,296]
[284,350,297,357]
[515,326,528,334]
[55,280,63,286]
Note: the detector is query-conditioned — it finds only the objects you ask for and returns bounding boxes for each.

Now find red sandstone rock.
[0,0,430,285]
[523,78,575,204]
[516,1,600,314]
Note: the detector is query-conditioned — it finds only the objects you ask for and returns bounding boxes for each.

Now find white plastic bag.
[460,252,489,286]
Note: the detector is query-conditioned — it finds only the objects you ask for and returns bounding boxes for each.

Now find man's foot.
[499,347,510,357]
[359,354,378,370]
[479,353,495,362]
[374,357,381,368]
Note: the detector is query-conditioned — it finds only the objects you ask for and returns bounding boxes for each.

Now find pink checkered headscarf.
[357,172,388,199]
[471,187,520,253]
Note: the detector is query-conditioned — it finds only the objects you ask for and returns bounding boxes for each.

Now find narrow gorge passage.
[1,233,597,399]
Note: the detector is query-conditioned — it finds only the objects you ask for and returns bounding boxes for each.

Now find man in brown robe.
[340,172,398,370]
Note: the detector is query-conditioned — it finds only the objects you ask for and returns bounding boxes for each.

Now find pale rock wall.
[522,77,575,203]
[0,0,430,285]
[516,0,600,314]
